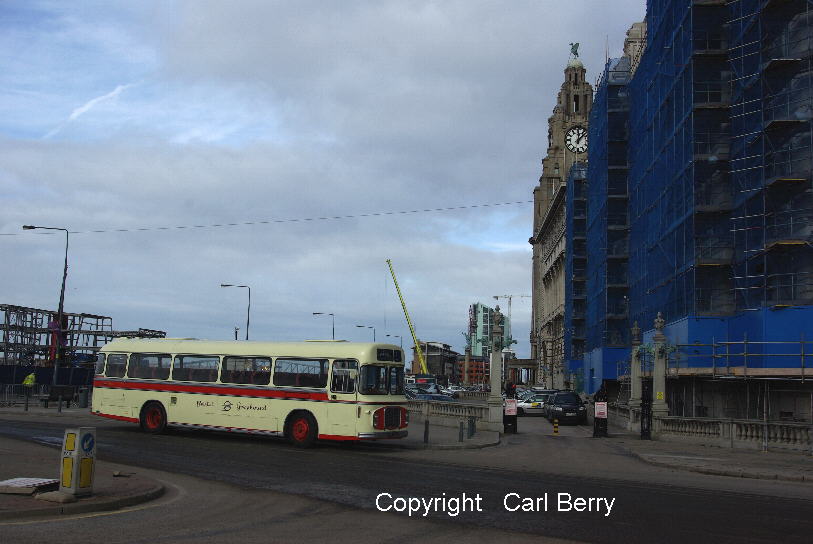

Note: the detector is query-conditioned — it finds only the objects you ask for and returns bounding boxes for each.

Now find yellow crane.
[386,259,428,374]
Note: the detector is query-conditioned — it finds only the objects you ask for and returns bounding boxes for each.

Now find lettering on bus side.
[236,402,268,412]
[196,400,215,408]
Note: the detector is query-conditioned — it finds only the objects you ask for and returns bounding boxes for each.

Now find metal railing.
[667,336,813,376]
[693,31,726,52]
[693,81,730,105]
[765,208,813,244]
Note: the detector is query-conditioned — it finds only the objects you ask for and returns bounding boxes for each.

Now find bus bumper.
[358,430,408,440]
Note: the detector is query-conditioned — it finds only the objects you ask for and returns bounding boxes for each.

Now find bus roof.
[100,338,403,360]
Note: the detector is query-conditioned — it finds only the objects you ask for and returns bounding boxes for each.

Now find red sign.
[595,401,608,419]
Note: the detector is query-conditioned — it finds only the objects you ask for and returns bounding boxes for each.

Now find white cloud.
[43,83,134,139]
[1,1,647,359]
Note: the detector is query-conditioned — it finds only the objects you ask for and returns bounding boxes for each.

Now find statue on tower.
[569,42,580,58]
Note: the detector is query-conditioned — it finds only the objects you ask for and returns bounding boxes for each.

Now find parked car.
[414,383,443,394]
[415,393,456,402]
[545,391,587,424]
[516,393,553,416]
[443,385,466,398]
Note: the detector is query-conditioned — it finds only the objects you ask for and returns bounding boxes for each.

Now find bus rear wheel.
[286,412,317,448]
[140,401,167,434]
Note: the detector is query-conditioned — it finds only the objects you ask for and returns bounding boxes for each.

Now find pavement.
[0,404,810,523]
[613,433,813,483]
[0,434,165,521]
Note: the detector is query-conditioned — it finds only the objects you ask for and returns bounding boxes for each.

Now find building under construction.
[1,303,165,369]
[566,1,813,435]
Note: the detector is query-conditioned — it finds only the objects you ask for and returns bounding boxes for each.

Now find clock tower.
[530,49,592,387]
[535,53,592,220]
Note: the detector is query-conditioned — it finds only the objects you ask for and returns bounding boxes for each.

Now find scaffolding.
[729,0,813,312]
[628,0,735,329]
[564,162,588,378]
[587,57,633,352]
[1,304,165,367]
[667,336,811,378]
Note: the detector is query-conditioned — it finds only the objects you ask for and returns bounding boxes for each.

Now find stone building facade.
[530,54,592,388]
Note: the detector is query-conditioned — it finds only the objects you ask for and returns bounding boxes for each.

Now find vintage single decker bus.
[92,338,408,447]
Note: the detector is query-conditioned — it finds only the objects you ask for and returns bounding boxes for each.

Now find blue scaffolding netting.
[570,0,813,381]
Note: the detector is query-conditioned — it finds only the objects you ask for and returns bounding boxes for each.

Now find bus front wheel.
[140,401,167,434]
[286,412,317,448]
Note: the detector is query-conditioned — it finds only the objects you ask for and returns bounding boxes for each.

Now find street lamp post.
[220,284,251,340]
[312,312,335,340]
[355,324,375,341]
[386,334,402,349]
[22,225,69,386]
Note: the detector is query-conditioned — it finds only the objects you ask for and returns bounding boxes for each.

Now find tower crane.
[492,294,531,346]
[386,259,428,375]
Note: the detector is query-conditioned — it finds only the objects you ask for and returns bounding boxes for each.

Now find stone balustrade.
[659,417,722,438]
[457,391,489,402]
[407,400,489,421]
[657,416,812,452]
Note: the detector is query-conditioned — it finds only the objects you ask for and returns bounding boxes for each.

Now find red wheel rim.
[292,418,309,442]
[146,407,163,429]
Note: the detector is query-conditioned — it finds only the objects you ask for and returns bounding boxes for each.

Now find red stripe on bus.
[93,379,329,401]
[318,434,359,441]
[94,412,139,423]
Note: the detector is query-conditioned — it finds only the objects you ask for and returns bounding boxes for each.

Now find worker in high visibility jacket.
[23,371,36,399]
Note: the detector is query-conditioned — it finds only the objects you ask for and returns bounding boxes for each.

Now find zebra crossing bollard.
[553,419,559,436]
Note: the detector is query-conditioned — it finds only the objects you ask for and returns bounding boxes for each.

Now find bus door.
[327,359,358,437]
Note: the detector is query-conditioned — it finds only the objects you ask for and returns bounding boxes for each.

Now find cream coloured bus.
[92,338,408,447]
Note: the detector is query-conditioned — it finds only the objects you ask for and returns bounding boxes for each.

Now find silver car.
[516,393,552,416]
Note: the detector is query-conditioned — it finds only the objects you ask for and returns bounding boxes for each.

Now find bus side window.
[174,355,220,382]
[331,359,357,393]
[128,354,171,380]
[106,353,127,378]
[95,353,106,375]
[221,357,271,385]
[273,358,328,388]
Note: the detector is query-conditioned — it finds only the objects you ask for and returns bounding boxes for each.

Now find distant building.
[412,341,460,383]
[457,355,489,384]
[467,302,511,359]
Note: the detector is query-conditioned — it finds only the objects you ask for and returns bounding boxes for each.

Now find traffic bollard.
[553,418,559,436]
[60,427,96,497]
[467,416,476,438]
[458,421,464,442]
[423,419,429,444]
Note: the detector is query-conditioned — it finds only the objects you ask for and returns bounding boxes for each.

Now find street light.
[355,324,375,342]
[386,334,402,349]
[22,225,69,386]
[220,284,251,340]
[312,312,335,340]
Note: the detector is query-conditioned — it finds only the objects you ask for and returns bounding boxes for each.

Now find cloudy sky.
[1,1,645,366]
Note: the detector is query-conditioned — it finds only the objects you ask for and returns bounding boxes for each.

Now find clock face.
[565,126,588,154]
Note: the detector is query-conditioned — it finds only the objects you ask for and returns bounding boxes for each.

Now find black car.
[546,391,587,424]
